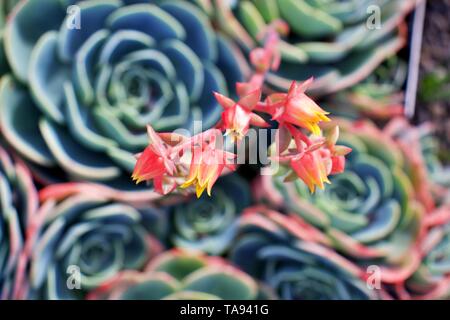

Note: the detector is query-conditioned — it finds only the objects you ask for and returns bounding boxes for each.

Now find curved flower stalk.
[255,119,425,285]
[328,56,407,119]
[395,206,450,299]
[213,0,416,95]
[88,249,268,300]
[230,206,380,300]
[0,0,245,188]
[0,145,39,299]
[169,174,251,255]
[23,182,167,300]
[385,118,450,207]
[133,23,351,198]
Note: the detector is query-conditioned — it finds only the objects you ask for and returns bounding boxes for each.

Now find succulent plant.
[0,0,245,188]
[214,0,415,95]
[420,133,450,204]
[327,56,407,119]
[230,206,378,300]
[0,1,19,28]
[88,249,266,300]
[25,182,168,300]
[168,174,251,255]
[385,118,450,208]
[0,0,19,75]
[0,145,39,299]
[398,206,450,300]
[1,1,21,35]
[256,119,425,285]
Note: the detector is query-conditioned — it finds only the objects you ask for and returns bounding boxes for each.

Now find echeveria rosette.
[0,0,246,189]
[385,118,450,208]
[256,119,425,285]
[26,183,167,300]
[230,206,379,300]
[396,206,450,300]
[328,56,407,119]
[169,174,251,255]
[214,0,415,96]
[0,145,39,299]
[88,249,268,300]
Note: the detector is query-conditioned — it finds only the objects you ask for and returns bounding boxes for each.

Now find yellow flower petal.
[195,182,207,198]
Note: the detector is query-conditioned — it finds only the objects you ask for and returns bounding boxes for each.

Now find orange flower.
[268,79,330,135]
[214,89,267,142]
[132,126,176,194]
[181,146,236,197]
[132,147,167,184]
[222,104,252,142]
[290,149,331,193]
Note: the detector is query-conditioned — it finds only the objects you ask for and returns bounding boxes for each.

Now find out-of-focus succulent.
[25,183,167,300]
[0,0,19,75]
[0,1,20,28]
[230,206,378,300]
[0,145,38,299]
[420,132,450,205]
[168,174,251,255]
[256,119,425,285]
[385,118,450,207]
[328,56,407,119]
[397,206,450,299]
[0,0,245,188]
[88,249,266,300]
[214,0,415,95]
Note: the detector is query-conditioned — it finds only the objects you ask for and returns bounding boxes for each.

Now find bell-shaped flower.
[251,20,287,73]
[290,149,331,193]
[268,79,330,135]
[132,126,175,187]
[181,145,236,198]
[132,147,167,184]
[214,89,267,142]
[222,104,252,142]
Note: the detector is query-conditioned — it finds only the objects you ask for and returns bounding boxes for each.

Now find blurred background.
[0,0,449,300]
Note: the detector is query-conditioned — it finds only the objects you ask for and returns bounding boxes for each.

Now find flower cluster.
[1,0,449,303]
[133,23,351,197]
[133,125,236,197]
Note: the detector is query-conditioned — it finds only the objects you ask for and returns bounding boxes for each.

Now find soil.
[416,0,450,162]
